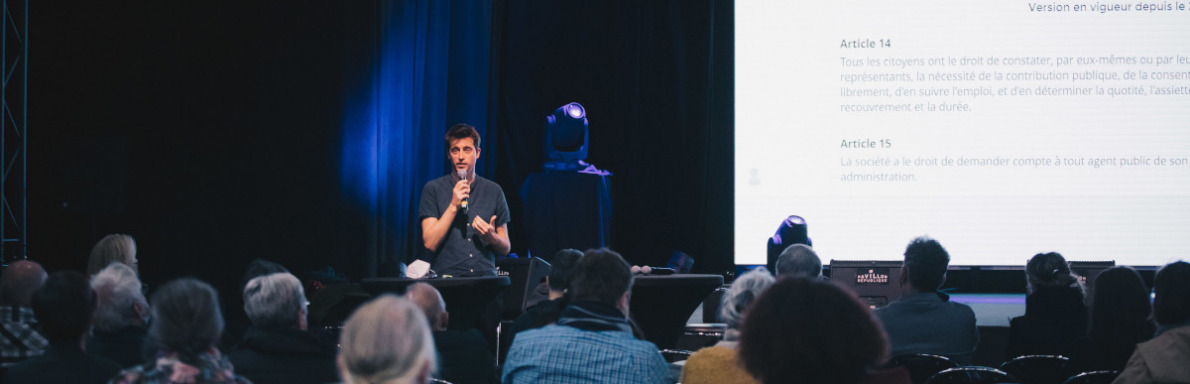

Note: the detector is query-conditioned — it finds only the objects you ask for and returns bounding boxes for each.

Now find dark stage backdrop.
[31,2,381,334]
[28,0,734,304]
[492,0,734,274]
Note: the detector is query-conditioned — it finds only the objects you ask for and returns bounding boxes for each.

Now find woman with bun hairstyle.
[1006,252,1089,359]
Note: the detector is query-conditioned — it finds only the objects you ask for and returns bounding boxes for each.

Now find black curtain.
[493,0,735,274]
[28,0,735,301]
[30,1,373,310]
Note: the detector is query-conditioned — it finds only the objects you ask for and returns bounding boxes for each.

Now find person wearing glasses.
[229,272,338,384]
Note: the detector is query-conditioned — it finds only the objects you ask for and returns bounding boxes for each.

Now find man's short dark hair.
[1153,261,1190,325]
[776,244,822,278]
[569,248,633,305]
[32,271,96,345]
[548,249,584,292]
[903,236,950,291]
[445,124,481,153]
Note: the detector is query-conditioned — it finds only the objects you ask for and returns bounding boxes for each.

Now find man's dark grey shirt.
[418,174,511,276]
[873,291,979,365]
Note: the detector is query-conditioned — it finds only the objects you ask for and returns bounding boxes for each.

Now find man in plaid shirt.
[0,260,48,367]
[502,249,669,384]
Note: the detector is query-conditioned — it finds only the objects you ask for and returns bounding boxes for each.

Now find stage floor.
[950,293,1025,327]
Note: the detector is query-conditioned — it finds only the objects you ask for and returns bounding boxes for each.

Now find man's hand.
[472,215,499,243]
[451,179,470,209]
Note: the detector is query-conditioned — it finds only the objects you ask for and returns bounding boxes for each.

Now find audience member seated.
[86,234,139,276]
[1068,266,1154,374]
[0,260,47,368]
[407,282,495,384]
[1113,261,1190,383]
[229,272,339,384]
[111,278,251,384]
[4,271,121,384]
[1006,252,1088,359]
[874,237,978,364]
[738,277,911,384]
[337,295,436,384]
[775,244,822,278]
[680,267,774,384]
[224,258,292,349]
[508,249,584,338]
[502,248,670,384]
[87,263,150,368]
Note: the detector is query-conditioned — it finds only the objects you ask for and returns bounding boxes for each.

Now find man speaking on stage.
[418,123,511,277]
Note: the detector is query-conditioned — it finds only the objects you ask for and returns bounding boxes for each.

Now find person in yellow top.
[680,267,774,384]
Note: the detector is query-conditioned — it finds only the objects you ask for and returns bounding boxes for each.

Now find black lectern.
[630,274,723,350]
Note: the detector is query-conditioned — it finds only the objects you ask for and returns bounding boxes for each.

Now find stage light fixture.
[543,102,589,171]
[564,103,585,119]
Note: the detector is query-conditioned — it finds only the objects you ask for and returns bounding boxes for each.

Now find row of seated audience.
[0,260,435,383]
[1,230,1189,384]
[680,237,1190,384]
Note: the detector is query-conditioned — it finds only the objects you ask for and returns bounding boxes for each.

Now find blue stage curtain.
[341,0,493,277]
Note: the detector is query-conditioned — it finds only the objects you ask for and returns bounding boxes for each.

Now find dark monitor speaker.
[630,274,724,350]
[828,260,904,308]
[496,257,551,319]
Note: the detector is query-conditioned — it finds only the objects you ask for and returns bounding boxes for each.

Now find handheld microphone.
[457,170,469,212]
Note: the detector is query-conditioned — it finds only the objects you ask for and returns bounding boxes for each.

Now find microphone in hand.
[457,170,469,212]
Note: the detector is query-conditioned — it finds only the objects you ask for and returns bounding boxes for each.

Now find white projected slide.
[735,0,1190,266]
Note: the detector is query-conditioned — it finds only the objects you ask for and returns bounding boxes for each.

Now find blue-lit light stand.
[521,103,612,260]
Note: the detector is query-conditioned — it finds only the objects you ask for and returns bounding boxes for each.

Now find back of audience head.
[149,278,224,364]
[739,277,889,384]
[902,236,950,293]
[1088,266,1152,341]
[776,244,822,278]
[33,271,96,347]
[548,249,584,295]
[338,295,435,384]
[0,260,46,307]
[87,234,138,276]
[571,248,633,312]
[91,263,149,333]
[405,282,447,331]
[1153,261,1190,326]
[720,267,775,329]
[243,272,307,331]
[1025,252,1082,295]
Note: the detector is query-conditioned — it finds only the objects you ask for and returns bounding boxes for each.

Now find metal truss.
[1,0,26,265]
